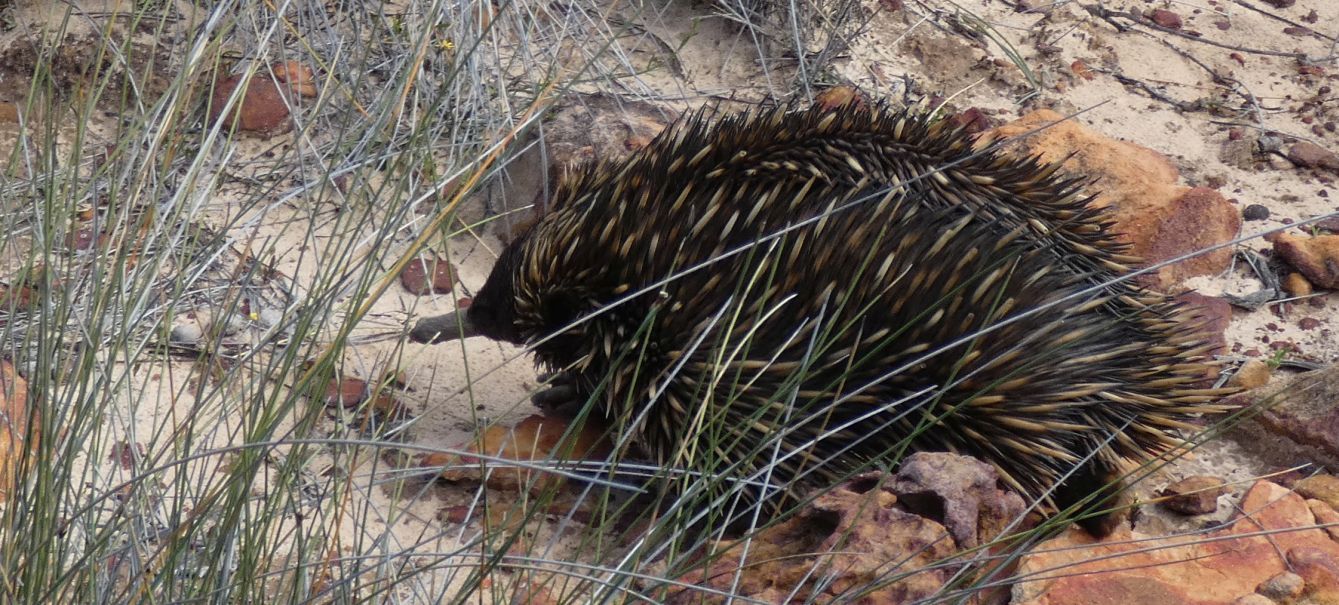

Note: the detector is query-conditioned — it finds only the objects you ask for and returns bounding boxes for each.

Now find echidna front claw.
[409,310,478,344]
[532,372,583,416]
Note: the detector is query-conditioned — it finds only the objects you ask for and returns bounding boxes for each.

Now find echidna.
[411,101,1229,535]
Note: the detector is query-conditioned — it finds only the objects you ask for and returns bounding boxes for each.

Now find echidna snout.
[411,255,526,344]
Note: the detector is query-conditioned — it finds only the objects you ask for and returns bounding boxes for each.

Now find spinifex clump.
[413,101,1230,535]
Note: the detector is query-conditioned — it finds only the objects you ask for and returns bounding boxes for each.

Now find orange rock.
[209,62,319,134]
[983,110,1240,290]
[1229,359,1271,389]
[1014,481,1339,605]
[1272,233,1339,289]
[433,415,610,493]
[669,454,1030,604]
[1283,271,1315,297]
[0,360,36,503]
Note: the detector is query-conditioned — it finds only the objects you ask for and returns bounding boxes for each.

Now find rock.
[1287,141,1339,172]
[1283,272,1314,297]
[486,93,676,241]
[323,377,369,408]
[0,360,37,503]
[1309,499,1339,541]
[1229,359,1272,389]
[984,110,1239,290]
[1242,204,1270,221]
[1159,475,1226,515]
[1296,474,1339,510]
[1256,571,1304,601]
[1289,546,1339,603]
[1149,9,1182,29]
[1176,292,1231,358]
[1272,233,1339,289]
[1260,0,1294,8]
[1226,594,1269,605]
[948,107,993,134]
[1230,364,1339,471]
[888,452,1029,549]
[209,61,319,135]
[1232,593,1273,605]
[668,453,1029,604]
[428,415,611,493]
[1013,481,1339,605]
[1222,128,1261,170]
[400,257,456,295]
[169,322,204,345]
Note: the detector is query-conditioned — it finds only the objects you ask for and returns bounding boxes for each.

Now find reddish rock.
[1242,364,1339,460]
[949,107,993,134]
[209,61,319,134]
[1289,546,1339,603]
[888,452,1028,549]
[1070,60,1095,81]
[431,414,611,493]
[323,377,369,408]
[1159,475,1226,515]
[1288,141,1339,172]
[1014,481,1339,605]
[1175,292,1231,356]
[0,360,36,503]
[984,110,1239,290]
[1272,233,1339,289]
[1283,271,1315,296]
[1149,9,1182,29]
[669,453,1029,604]
[400,257,456,295]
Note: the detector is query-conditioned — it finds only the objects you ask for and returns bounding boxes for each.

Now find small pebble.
[1159,475,1226,515]
[170,322,204,345]
[1282,272,1313,297]
[1256,571,1304,601]
[1230,359,1271,389]
[1242,204,1270,221]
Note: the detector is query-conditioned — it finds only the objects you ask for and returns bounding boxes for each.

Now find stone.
[1242,204,1270,221]
[1229,359,1272,389]
[1288,141,1339,172]
[1256,570,1303,600]
[669,453,1029,604]
[1272,233,1339,289]
[1283,272,1314,297]
[209,61,319,135]
[1013,481,1339,605]
[1296,474,1339,511]
[1159,475,1226,515]
[400,257,456,295]
[984,110,1239,290]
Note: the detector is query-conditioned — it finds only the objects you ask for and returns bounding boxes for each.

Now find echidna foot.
[531,371,583,416]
